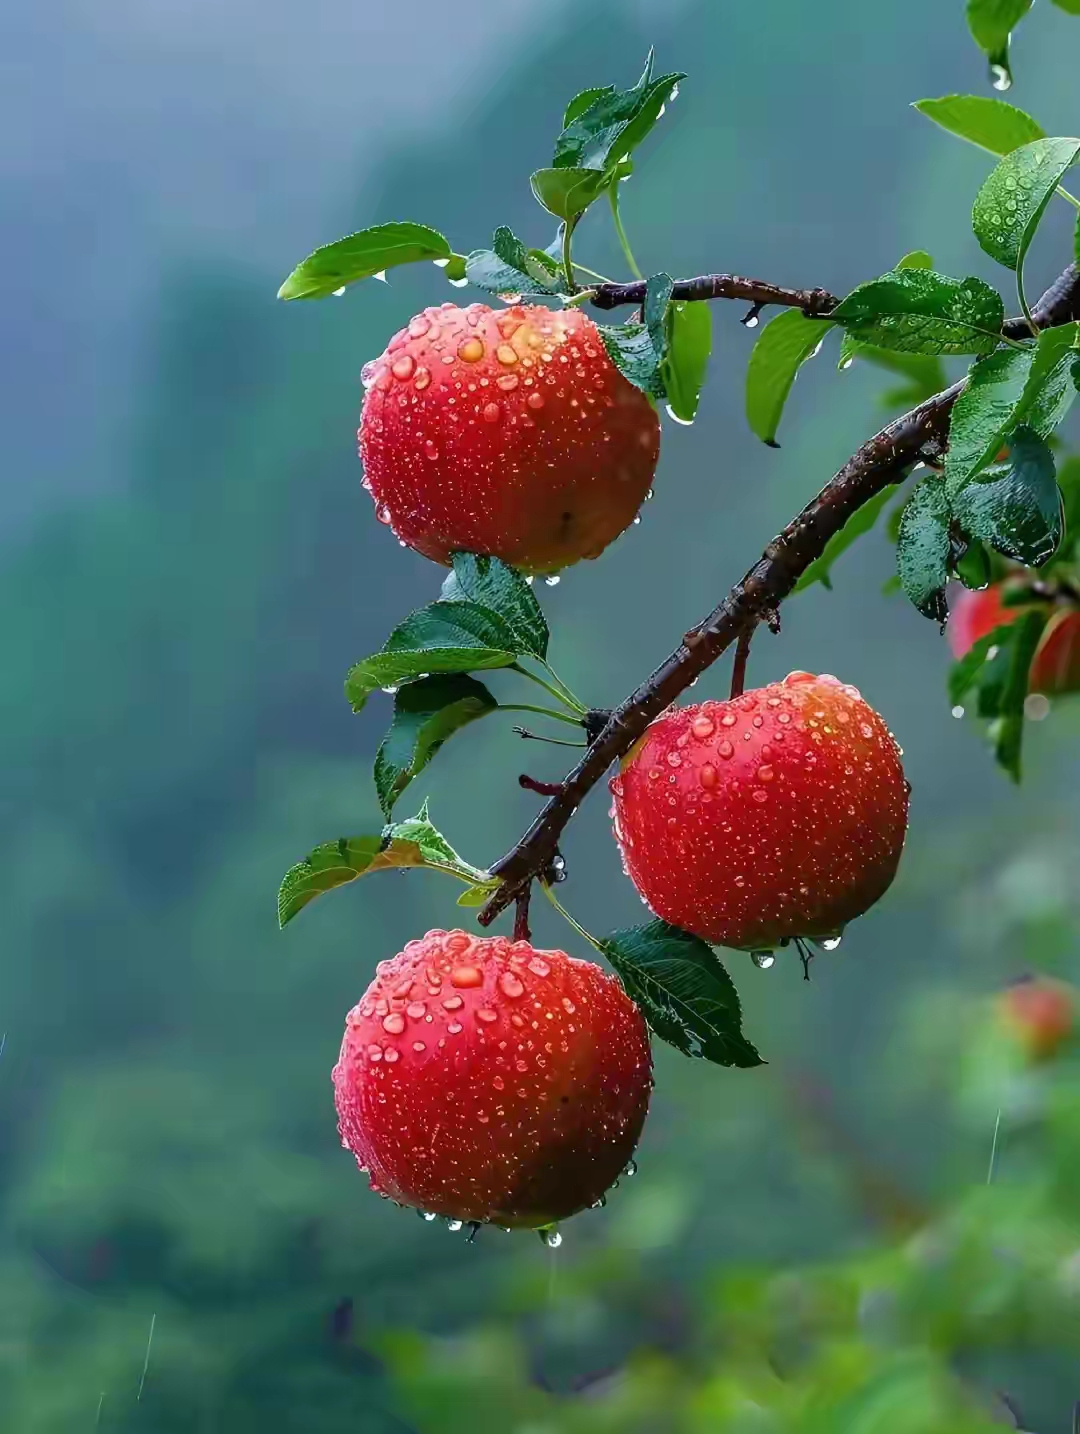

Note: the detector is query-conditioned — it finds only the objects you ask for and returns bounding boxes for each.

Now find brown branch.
[590,273,839,316]
[729,626,755,700]
[477,263,1080,928]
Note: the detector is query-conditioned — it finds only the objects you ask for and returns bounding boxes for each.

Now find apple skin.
[997,976,1075,1062]
[357,302,660,573]
[610,672,909,952]
[333,930,652,1228]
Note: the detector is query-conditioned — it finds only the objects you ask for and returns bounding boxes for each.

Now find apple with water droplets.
[609,672,909,952]
[949,584,1080,697]
[358,302,660,573]
[333,929,652,1228]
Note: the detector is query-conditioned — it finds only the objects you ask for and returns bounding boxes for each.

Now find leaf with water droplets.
[278,803,489,927]
[345,602,519,713]
[945,322,1080,497]
[836,253,946,404]
[464,226,561,298]
[643,273,674,357]
[896,474,951,622]
[948,609,1048,781]
[277,222,452,301]
[662,299,712,422]
[972,137,1080,272]
[441,553,549,660]
[374,673,498,818]
[965,0,1033,89]
[601,920,763,1068]
[832,269,1005,356]
[744,309,834,445]
[795,485,900,594]
[953,429,1062,567]
[552,51,685,174]
[914,94,1045,156]
[530,166,610,221]
[596,317,666,399]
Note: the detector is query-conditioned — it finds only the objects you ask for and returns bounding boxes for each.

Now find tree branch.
[590,273,839,316]
[477,263,1080,928]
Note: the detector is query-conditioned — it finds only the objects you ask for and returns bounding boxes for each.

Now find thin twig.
[476,263,1080,929]
[729,627,754,700]
[513,888,532,943]
[590,273,839,315]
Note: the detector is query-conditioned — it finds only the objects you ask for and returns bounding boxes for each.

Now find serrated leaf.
[745,309,833,446]
[441,553,549,660]
[914,95,1045,156]
[465,225,560,298]
[530,166,609,221]
[278,222,452,301]
[345,601,518,713]
[836,254,945,402]
[966,0,1034,88]
[662,300,712,422]
[832,270,1005,356]
[277,805,488,927]
[795,486,899,593]
[552,52,685,174]
[972,137,1080,272]
[953,429,1062,566]
[601,921,763,1067]
[897,474,951,621]
[563,86,615,129]
[643,272,674,357]
[949,609,1048,780]
[945,323,1080,496]
[595,318,665,398]
[373,673,498,818]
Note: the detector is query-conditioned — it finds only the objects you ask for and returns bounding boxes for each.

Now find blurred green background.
[3,0,1080,1428]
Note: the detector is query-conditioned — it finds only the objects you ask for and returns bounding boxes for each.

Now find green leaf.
[794,486,899,593]
[972,137,1080,272]
[456,882,498,907]
[552,52,685,173]
[1051,0,1080,14]
[595,318,665,399]
[373,674,498,818]
[945,323,1080,496]
[643,273,674,358]
[914,95,1045,157]
[600,921,763,1068]
[831,270,1005,356]
[745,309,833,446]
[530,166,609,221]
[277,803,489,927]
[838,334,947,403]
[662,300,712,422]
[441,553,549,660]
[1075,211,1080,262]
[965,0,1034,88]
[948,611,1048,781]
[562,86,615,129]
[344,601,519,713]
[464,225,560,298]
[1058,454,1080,548]
[953,429,1062,567]
[277,222,452,301]
[896,474,951,622]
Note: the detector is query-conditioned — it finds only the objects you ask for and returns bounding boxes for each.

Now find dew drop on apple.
[821,935,842,951]
[540,1227,563,1248]
[446,1219,464,1232]
[419,1210,438,1221]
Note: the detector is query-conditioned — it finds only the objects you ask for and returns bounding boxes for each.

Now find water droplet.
[446,1219,464,1232]
[499,972,524,998]
[414,366,431,391]
[718,740,734,759]
[528,957,550,977]
[821,935,842,952]
[752,951,775,969]
[458,338,485,362]
[451,966,484,988]
[449,276,469,288]
[540,1227,563,1248]
[991,63,1012,91]
[374,270,388,283]
[1024,693,1050,721]
[700,763,717,789]
[408,316,430,338]
[423,439,439,460]
[527,391,545,410]
[375,504,393,525]
[664,403,694,426]
[859,723,873,739]
[545,574,561,586]
[412,1040,426,1053]
[496,373,519,392]
[482,401,502,423]
[476,1007,498,1024]
[561,997,576,1015]
[382,1012,405,1034]
[752,789,768,804]
[667,751,682,767]
[406,1002,426,1020]
[590,1196,607,1209]
[383,1047,400,1063]
[367,1044,383,1062]
[447,1021,463,1034]
[419,1210,438,1221]
[758,765,774,783]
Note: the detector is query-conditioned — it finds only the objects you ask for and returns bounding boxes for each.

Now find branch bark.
[477,263,1080,928]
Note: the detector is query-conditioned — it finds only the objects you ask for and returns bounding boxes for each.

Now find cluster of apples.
[336,302,911,1231]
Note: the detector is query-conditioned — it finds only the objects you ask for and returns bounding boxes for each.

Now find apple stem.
[729,626,755,700]
[513,888,532,943]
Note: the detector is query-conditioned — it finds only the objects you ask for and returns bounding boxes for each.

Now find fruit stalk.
[478,262,1080,927]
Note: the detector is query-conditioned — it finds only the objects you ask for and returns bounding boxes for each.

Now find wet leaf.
[972,137,1080,272]
[643,273,674,359]
[442,554,549,660]
[914,94,1044,156]
[596,318,666,398]
[832,270,1005,356]
[896,474,951,621]
[552,51,684,174]
[465,226,560,298]
[277,222,452,301]
[795,486,899,593]
[745,309,833,445]
[530,166,609,221]
[662,300,712,422]
[345,602,519,713]
[601,921,763,1068]
[965,0,1034,89]
[953,429,1062,567]
[278,803,489,927]
[948,610,1048,781]
[373,674,498,818]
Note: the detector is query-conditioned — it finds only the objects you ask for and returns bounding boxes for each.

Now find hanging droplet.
[623,1158,638,1177]
[419,1210,438,1222]
[664,404,694,426]
[446,1218,464,1232]
[951,704,965,719]
[545,574,561,586]
[751,951,775,969]
[332,286,347,297]
[539,1226,563,1248]
[820,935,842,952]
[990,63,1012,92]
